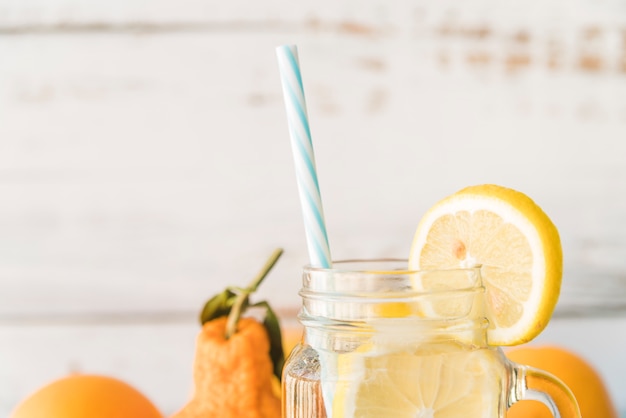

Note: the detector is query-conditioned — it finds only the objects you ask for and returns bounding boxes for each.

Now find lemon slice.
[332,342,502,418]
[408,184,562,346]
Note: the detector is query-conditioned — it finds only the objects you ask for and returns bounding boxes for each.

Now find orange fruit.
[506,345,618,418]
[10,374,163,418]
[282,324,303,357]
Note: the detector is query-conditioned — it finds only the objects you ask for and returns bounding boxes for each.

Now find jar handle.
[509,363,581,417]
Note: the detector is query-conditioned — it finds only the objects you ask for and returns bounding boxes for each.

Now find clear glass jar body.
[282,260,580,418]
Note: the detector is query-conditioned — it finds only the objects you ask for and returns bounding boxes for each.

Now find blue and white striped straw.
[276,44,332,268]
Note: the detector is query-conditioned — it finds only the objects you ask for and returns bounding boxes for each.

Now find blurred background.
[1,0,625,415]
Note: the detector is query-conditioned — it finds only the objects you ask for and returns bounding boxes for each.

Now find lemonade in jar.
[282,186,581,418]
[275,47,580,418]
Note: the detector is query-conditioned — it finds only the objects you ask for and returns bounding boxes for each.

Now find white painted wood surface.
[1,0,626,415]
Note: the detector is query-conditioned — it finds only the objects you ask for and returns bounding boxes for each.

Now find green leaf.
[254,300,285,381]
[199,289,236,325]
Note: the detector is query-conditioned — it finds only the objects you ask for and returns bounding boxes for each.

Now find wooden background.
[1,0,626,415]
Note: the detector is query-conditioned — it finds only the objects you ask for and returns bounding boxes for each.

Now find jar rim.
[301,258,485,300]
[303,258,482,275]
[299,258,488,342]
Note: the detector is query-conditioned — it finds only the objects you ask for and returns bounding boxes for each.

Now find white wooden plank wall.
[1,0,626,415]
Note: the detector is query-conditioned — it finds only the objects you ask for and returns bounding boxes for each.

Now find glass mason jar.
[282,259,581,418]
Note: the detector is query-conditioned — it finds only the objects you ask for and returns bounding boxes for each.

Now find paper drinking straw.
[276,44,332,268]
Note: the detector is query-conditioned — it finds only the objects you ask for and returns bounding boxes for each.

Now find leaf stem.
[225,248,284,339]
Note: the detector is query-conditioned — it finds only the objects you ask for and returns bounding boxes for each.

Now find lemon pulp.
[331,341,503,418]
